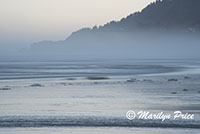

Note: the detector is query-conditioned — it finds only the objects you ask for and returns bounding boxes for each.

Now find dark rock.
[168,78,178,81]
[171,92,177,94]
[183,89,189,91]
[127,78,137,82]
[0,88,11,90]
[184,76,190,79]
[87,76,109,80]
[30,83,44,87]
[66,78,76,80]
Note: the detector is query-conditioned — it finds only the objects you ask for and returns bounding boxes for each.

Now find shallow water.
[0,60,200,133]
[0,60,182,80]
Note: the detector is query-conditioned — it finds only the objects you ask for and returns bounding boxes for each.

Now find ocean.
[0,60,199,133]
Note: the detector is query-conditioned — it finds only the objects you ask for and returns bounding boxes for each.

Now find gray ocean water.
[0,60,200,133]
[0,60,180,80]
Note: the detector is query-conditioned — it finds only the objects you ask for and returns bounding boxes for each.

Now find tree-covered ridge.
[131,0,200,28]
[31,0,200,60]
[80,0,200,33]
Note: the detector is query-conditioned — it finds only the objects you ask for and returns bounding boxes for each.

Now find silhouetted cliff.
[97,0,200,32]
[30,0,200,60]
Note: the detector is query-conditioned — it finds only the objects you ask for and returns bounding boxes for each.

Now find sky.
[0,0,154,47]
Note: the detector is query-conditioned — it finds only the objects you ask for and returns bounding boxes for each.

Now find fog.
[1,0,200,61]
[0,0,154,54]
[29,31,200,60]
[1,30,200,61]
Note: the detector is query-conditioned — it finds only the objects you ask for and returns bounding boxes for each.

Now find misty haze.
[0,0,200,134]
